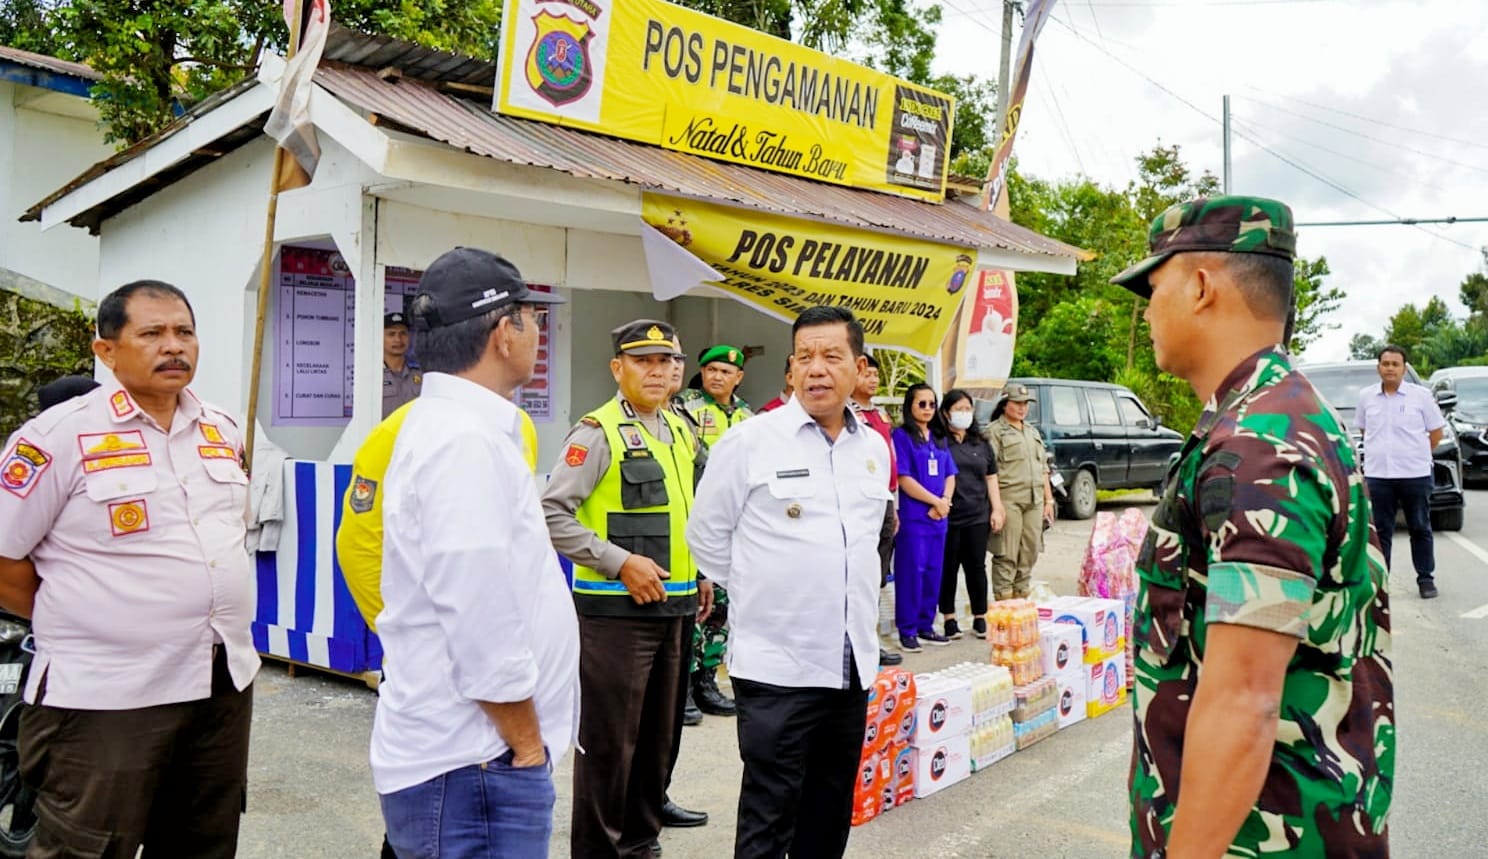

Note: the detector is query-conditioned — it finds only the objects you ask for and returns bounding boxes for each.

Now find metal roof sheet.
[0,45,100,82]
[321,24,494,87]
[315,63,1081,261]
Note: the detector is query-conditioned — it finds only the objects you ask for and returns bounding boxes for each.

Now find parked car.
[1297,361,1465,531]
[1429,365,1488,485]
[984,378,1185,520]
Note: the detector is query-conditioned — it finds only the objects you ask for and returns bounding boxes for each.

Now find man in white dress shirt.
[687,306,892,859]
[373,247,578,858]
[1357,343,1447,599]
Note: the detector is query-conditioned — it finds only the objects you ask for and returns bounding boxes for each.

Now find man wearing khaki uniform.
[987,383,1054,600]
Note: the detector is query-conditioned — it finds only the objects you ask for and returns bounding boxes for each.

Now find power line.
[1297,217,1488,227]
[1230,113,1453,195]
[1044,15,1482,253]
[1082,0,1337,5]
[1242,96,1488,176]
[1242,87,1488,153]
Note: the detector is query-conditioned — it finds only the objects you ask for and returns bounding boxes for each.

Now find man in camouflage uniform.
[1112,196,1393,857]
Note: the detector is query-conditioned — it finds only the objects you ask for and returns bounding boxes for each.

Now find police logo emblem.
[524,11,594,107]
[1,439,51,499]
[646,325,664,341]
[108,498,150,537]
[350,476,378,514]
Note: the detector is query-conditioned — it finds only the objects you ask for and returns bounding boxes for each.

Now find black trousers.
[877,500,895,587]
[665,614,696,793]
[732,667,867,859]
[1367,475,1435,580]
[572,615,685,858]
[20,647,252,859]
[939,520,991,616]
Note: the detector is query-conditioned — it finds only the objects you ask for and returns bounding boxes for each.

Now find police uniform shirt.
[0,386,260,710]
[686,396,892,689]
[542,395,700,576]
[382,360,422,419]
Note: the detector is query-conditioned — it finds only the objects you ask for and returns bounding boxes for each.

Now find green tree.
[1459,248,1488,322]
[1383,296,1452,365]
[2,1,503,145]
[1289,255,1342,355]
[1349,332,1382,361]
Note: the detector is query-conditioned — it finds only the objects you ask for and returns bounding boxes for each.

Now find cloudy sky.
[930,0,1488,360]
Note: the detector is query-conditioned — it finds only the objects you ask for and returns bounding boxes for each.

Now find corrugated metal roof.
[0,45,100,82]
[322,24,495,87]
[315,63,1080,261]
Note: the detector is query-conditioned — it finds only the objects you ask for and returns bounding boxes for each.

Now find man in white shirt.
[374,247,578,858]
[687,306,892,859]
[1357,344,1447,599]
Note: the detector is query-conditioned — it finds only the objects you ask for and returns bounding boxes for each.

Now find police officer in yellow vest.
[543,319,706,858]
[680,344,752,448]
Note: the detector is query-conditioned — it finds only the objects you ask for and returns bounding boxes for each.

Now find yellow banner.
[643,194,977,357]
[497,0,955,202]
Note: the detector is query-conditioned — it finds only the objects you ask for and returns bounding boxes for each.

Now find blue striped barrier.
[254,461,380,675]
[252,461,577,676]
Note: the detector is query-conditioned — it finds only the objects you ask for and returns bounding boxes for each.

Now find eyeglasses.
[915,399,936,408]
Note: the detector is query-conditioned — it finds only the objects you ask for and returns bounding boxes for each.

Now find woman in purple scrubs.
[891,384,957,653]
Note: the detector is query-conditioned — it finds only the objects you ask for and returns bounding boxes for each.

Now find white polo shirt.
[686,395,892,690]
[1357,381,1445,480]
[371,373,580,795]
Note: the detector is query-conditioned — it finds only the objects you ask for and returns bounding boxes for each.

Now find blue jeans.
[380,751,555,859]
[1366,475,1435,581]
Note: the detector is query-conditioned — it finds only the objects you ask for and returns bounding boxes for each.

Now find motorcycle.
[1044,450,1067,529]
[0,613,37,857]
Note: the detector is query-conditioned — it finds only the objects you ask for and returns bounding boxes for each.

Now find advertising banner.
[642,194,977,357]
[496,0,955,201]
[952,269,1018,387]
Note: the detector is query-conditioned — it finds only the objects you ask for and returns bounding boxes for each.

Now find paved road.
[237,490,1488,858]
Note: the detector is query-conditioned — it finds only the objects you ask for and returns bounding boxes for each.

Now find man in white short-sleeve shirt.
[1357,344,1447,599]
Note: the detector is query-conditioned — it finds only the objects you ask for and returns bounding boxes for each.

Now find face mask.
[949,412,973,430]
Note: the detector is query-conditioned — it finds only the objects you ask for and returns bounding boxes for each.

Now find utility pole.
[994,0,1016,146]
[1222,94,1232,194]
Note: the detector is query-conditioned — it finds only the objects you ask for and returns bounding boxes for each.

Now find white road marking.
[1447,533,1488,619]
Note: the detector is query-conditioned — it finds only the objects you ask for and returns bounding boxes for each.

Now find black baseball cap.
[384,312,408,328]
[412,247,564,331]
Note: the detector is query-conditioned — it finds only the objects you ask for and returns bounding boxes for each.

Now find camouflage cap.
[1111,195,1296,297]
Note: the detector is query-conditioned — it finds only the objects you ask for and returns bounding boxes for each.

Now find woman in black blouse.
[934,389,1005,639]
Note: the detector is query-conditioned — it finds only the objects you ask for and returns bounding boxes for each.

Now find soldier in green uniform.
[543,319,711,857]
[987,383,1054,601]
[679,344,753,716]
[1112,196,1393,857]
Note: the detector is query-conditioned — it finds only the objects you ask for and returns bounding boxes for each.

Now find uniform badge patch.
[701,411,716,427]
[78,430,147,456]
[349,476,378,513]
[1,438,51,499]
[108,498,149,536]
[620,400,638,419]
[199,423,227,445]
[83,453,152,474]
[565,444,589,467]
[619,425,647,451]
[198,445,239,461]
[109,390,135,419]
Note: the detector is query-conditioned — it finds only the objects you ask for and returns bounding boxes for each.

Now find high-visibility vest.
[680,390,752,448]
[572,399,698,617]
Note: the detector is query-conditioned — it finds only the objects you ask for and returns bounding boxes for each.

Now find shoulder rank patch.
[108,498,150,536]
[198,445,238,461]
[2,438,52,499]
[580,416,601,428]
[349,476,378,513]
[620,400,637,419]
[565,443,589,467]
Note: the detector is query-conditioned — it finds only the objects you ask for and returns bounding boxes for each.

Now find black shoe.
[879,648,903,666]
[1420,580,1439,599]
[943,618,964,640]
[651,840,663,855]
[920,630,951,647]
[973,617,988,639]
[683,689,703,726]
[662,798,709,828]
[693,671,737,717]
